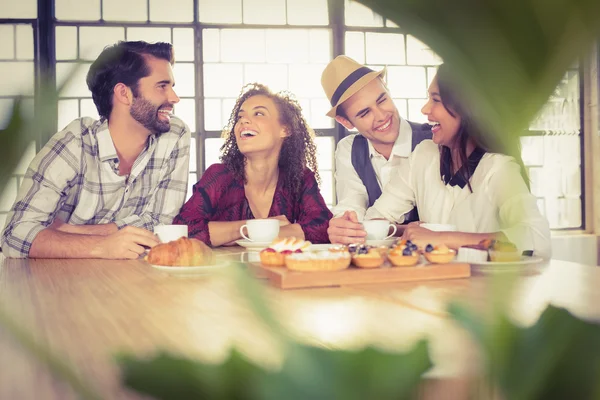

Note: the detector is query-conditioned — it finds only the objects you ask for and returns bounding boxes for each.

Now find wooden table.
[0,247,599,399]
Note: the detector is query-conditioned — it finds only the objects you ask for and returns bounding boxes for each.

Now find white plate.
[150,261,231,275]
[470,256,546,274]
[235,239,272,250]
[366,238,396,247]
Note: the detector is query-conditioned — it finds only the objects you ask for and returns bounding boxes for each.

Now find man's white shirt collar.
[366,117,412,160]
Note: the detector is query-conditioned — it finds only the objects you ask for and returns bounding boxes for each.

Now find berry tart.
[259,237,311,267]
[349,244,385,268]
[285,251,351,272]
[423,243,456,264]
[388,239,420,267]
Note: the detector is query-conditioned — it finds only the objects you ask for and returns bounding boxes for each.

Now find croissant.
[146,237,214,266]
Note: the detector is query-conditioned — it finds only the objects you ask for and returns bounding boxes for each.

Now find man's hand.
[401,222,443,249]
[327,210,367,244]
[92,226,160,259]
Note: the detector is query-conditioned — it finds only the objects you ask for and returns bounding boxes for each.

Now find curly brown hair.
[220,83,320,195]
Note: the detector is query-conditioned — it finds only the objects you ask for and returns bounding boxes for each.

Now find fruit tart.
[388,239,420,267]
[285,251,351,272]
[259,237,311,267]
[349,244,385,268]
[423,243,456,264]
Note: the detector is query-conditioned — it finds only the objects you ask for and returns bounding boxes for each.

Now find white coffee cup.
[362,220,397,240]
[239,219,280,242]
[154,224,188,243]
[420,223,457,232]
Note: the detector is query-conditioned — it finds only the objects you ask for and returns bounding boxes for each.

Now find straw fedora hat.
[321,55,386,118]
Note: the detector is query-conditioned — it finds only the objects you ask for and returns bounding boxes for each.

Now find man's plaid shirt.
[1,116,190,258]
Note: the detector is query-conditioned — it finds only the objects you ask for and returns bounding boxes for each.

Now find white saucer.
[470,256,546,274]
[235,239,272,250]
[365,238,396,247]
[149,261,231,275]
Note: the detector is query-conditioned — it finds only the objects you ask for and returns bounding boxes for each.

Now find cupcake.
[424,243,456,264]
[259,237,311,266]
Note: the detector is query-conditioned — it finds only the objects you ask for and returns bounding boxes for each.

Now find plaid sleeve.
[1,129,82,258]
[114,120,190,230]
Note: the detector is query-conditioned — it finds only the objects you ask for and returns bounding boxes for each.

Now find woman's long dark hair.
[220,83,320,195]
[435,64,530,191]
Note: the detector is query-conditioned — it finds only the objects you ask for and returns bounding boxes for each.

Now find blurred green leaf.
[119,340,432,400]
[449,303,600,400]
[357,0,600,139]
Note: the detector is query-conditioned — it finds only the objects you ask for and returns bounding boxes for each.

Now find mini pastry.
[285,251,351,272]
[146,237,214,266]
[488,240,521,262]
[388,240,420,267]
[424,243,456,264]
[259,237,311,266]
[350,244,385,268]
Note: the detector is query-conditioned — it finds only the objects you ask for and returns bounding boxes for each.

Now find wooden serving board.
[248,262,471,289]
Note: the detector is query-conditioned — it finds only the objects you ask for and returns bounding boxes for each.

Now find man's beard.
[130,95,170,134]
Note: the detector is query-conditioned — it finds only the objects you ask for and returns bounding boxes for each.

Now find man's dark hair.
[86,41,174,119]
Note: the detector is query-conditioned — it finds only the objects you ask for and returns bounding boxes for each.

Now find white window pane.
[319,170,333,205]
[345,0,383,27]
[58,99,79,130]
[0,62,34,96]
[520,136,544,166]
[0,26,15,59]
[127,28,171,44]
[392,99,408,119]
[56,0,101,21]
[537,198,546,217]
[287,0,328,25]
[150,0,193,22]
[13,141,36,175]
[104,0,147,21]
[427,67,438,88]
[199,0,242,23]
[221,98,236,128]
[309,30,331,63]
[187,172,197,201]
[56,62,91,97]
[202,29,220,62]
[205,138,225,168]
[189,137,197,172]
[386,19,399,28]
[0,177,17,212]
[315,136,333,170]
[0,99,14,130]
[288,64,327,98]
[243,0,285,25]
[309,98,334,129]
[562,165,581,197]
[173,29,195,62]
[221,30,265,63]
[365,32,405,65]
[406,35,442,66]
[297,98,311,123]
[56,26,78,60]
[204,99,222,131]
[16,25,34,60]
[407,99,426,122]
[0,0,36,18]
[173,63,195,97]
[174,98,196,132]
[561,198,581,228]
[244,64,288,93]
[79,27,125,61]
[387,66,427,98]
[203,63,244,97]
[80,98,100,119]
[266,29,309,63]
[344,32,365,64]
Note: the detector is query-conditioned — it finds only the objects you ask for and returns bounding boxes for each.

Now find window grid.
[0,0,587,230]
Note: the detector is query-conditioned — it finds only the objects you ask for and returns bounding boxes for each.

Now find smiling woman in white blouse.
[364,64,551,258]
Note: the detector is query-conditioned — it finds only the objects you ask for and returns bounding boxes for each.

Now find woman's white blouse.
[364,140,551,258]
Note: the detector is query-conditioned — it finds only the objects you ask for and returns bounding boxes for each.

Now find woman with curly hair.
[174,83,332,246]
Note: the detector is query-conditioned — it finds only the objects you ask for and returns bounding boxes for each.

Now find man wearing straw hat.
[321,55,431,245]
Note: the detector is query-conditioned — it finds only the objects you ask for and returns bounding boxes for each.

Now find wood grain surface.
[0,247,598,399]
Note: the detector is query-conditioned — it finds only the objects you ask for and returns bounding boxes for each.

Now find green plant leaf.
[450,303,600,400]
[119,340,432,400]
[356,0,600,139]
